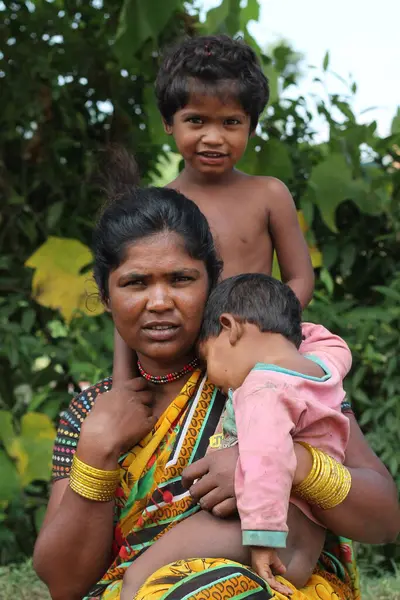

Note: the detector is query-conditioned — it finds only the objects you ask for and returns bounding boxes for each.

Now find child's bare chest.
[192,194,274,278]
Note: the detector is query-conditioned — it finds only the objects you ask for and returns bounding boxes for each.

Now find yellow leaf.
[309,245,323,268]
[297,210,323,268]
[8,413,56,487]
[272,211,323,277]
[297,210,308,233]
[25,236,105,323]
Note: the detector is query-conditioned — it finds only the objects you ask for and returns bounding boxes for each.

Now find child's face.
[164,93,251,177]
[199,332,249,393]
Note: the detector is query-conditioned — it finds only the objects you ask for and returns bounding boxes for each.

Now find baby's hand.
[251,546,293,596]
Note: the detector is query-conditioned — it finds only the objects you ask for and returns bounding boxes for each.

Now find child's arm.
[251,546,293,595]
[266,178,314,308]
[233,381,302,550]
[113,328,137,383]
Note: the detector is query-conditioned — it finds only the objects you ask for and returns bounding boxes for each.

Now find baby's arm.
[265,178,314,308]
[233,381,301,547]
[251,547,292,595]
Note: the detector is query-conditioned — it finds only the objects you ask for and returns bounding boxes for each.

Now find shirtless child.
[113,34,314,381]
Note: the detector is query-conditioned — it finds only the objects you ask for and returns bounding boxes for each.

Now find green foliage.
[1,0,399,570]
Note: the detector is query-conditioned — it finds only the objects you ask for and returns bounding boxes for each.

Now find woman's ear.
[219,313,244,345]
[102,295,112,313]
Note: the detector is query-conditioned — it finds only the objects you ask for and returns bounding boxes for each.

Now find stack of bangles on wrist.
[69,455,120,502]
[293,442,352,510]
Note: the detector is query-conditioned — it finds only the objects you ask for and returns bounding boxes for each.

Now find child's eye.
[186,117,203,125]
[225,118,241,126]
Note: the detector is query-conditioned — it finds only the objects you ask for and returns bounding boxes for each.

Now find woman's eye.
[124,280,144,287]
[173,275,193,284]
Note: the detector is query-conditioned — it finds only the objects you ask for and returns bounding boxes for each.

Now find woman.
[33,178,399,600]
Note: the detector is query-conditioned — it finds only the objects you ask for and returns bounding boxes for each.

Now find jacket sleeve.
[300,322,352,379]
[233,380,303,548]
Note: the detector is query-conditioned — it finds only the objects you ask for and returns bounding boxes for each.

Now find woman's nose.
[146,285,174,312]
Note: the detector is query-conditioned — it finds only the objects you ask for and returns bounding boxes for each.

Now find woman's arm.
[113,327,137,381]
[33,440,118,600]
[310,413,400,543]
[33,378,156,600]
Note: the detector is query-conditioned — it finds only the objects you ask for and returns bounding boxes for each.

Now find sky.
[201,0,400,137]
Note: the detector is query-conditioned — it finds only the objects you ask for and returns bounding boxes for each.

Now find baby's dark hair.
[199,273,303,348]
[156,35,269,131]
[93,147,222,302]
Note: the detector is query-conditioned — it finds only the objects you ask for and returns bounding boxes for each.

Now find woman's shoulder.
[52,377,112,481]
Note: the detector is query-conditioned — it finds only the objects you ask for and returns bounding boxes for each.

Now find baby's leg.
[280,503,326,589]
[121,505,325,599]
[121,510,248,600]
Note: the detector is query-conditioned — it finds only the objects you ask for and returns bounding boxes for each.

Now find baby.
[120,274,351,598]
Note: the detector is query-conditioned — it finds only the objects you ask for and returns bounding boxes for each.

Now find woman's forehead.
[115,231,205,274]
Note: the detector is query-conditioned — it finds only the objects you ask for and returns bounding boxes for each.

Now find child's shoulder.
[237,173,292,202]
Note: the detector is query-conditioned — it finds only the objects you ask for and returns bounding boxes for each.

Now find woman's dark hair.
[199,273,303,348]
[155,35,269,131]
[93,148,222,301]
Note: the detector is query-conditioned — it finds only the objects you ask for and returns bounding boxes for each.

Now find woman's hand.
[79,378,157,466]
[182,446,239,517]
[182,443,311,519]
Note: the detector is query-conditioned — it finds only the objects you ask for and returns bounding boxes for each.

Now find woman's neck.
[149,372,196,419]
[136,351,199,417]
[137,351,197,378]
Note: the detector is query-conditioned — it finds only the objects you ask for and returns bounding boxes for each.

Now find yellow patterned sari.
[53,370,360,600]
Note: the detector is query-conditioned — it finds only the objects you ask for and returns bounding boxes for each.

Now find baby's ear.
[219,314,243,345]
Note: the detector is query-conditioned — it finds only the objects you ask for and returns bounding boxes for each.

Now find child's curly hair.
[155,35,269,131]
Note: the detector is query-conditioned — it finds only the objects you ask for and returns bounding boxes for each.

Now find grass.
[0,561,50,600]
[0,560,399,599]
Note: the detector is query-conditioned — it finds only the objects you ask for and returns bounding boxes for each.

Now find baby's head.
[198,273,302,392]
[155,35,269,176]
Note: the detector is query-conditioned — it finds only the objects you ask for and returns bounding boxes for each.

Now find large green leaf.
[114,0,182,65]
[204,0,241,35]
[258,139,293,183]
[143,84,169,146]
[391,107,400,135]
[0,450,20,503]
[0,411,14,452]
[240,0,260,28]
[303,154,353,232]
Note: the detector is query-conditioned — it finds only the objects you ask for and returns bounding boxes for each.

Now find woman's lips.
[142,324,180,342]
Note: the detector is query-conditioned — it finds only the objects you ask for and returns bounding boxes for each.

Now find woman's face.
[107,231,209,367]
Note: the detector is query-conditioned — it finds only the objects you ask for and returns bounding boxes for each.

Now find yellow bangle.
[69,454,120,502]
[293,443,352,510]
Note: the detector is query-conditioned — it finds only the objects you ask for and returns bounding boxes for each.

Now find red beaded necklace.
[137,358,199,384]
